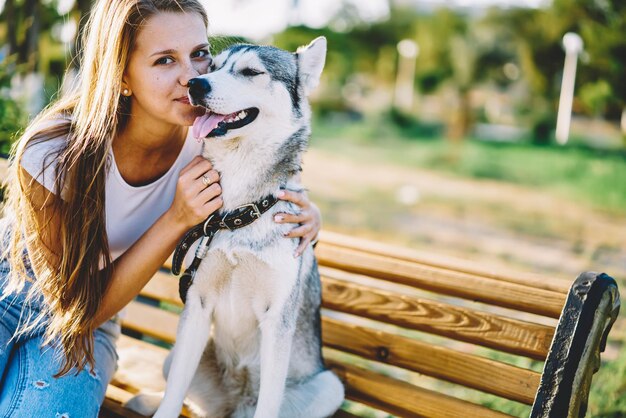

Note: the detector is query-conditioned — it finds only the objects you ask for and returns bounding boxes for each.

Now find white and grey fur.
[125,37,344,418]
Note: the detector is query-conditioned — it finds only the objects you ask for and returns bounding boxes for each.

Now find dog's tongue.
[192,112,227,139]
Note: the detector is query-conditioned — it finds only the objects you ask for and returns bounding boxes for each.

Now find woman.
[0,0,321,416]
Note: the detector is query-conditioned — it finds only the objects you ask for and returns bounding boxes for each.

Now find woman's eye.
[192,49,210,59]
[155,56,174,65]
[241,68,264,77]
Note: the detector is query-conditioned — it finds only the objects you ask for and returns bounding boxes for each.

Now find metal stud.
[234,219,242,226]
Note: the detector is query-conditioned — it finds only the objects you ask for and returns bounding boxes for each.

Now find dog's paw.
[123,391,163,416]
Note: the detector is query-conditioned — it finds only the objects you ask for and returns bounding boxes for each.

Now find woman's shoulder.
[20,116,72,193]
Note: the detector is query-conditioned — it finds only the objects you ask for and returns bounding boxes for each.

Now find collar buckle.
[221,203,261,231]
[237,202,261,218]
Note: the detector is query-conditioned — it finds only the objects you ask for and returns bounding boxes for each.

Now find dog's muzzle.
[188,77,211,102]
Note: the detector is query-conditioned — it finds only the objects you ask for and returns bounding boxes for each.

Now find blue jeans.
[0,256,120,418]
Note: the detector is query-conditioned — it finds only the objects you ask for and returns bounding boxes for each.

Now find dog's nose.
[188,78,211,99]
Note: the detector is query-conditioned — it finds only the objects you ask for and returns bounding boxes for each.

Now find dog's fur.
[124,37,344,418]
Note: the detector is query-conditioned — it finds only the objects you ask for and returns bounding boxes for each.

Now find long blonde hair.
[3,0,208,377]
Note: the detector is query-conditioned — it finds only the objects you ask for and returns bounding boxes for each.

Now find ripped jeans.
[0,257,120,418]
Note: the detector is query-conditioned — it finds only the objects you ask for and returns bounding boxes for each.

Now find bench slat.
[325,357,514,418]
[322,317,540,405]
[162,231,572,295]
[322,276,554,360]
[139,272,554,360]
[316,244,567,318]
[123,302,528,417]
[102,386,150,418]
[102,385,188,418]
[142,270,181,307]
[122,300,541,405]
[317,231,572,294]
[123,302,178,344]
[112,335,375,418]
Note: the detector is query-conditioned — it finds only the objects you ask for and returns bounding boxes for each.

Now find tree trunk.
[447,88,472,142]
[70,0,93,70]
[17,0,39,72]
[4,0,18,58]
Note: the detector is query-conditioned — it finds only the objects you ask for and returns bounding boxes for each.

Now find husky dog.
[125,37,344,418]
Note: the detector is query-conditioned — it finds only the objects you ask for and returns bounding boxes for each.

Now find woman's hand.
[274,189,321,257]
[168,156,223,230]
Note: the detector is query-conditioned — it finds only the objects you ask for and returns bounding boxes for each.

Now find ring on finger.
[202,174,211,186]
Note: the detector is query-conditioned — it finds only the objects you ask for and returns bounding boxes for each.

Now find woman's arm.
[21,156,222,328]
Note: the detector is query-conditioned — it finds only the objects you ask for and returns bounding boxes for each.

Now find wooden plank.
[322,276,554,360]
[102,385,185,418]
[112,335,365,418]
[317,230,572,294]
[142,270,182,307]
[325,358,514,418]
[322,317,540,404]
[123,298,543,403]
[113,334,169,394]
[315,244,566,318]
[102,386,150,418]
[104,340,190,418]
[122,302,178,344]
[137,273,554,359]
[113,329,514,418]
[160,230,572,295]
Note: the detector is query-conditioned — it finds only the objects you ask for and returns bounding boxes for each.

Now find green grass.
[311,116,626,216]
[588,343,626,417]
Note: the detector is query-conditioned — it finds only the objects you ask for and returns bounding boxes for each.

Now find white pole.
[394,39,419,112]
[555,32,584,145]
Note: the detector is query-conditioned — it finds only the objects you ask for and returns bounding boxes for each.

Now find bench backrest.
[123,231,580,418]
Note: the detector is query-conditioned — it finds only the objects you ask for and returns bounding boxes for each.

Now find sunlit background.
[1,0,625,416]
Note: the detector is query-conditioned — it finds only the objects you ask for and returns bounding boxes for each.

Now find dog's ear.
[296,36,327,96]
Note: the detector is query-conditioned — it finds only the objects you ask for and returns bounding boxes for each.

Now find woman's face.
[123,12,210,129]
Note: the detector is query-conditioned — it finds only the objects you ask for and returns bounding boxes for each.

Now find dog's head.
[189,37,326,141]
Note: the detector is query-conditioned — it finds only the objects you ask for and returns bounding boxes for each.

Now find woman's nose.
[180,62,201,87]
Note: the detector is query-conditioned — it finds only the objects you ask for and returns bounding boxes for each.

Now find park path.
[302,148,626,283]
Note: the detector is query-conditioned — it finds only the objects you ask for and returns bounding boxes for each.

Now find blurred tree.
[69,0,94,69]
[413,8,516,140]
[2,0,41,73]
[479,7,561,144]
[552,0,626,117]
[0,55,27,152]
[485,1,626,140]
[0,0,71,73]
[552,0,626,140]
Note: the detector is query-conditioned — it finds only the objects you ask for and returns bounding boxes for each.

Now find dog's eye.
[241,68,264,77]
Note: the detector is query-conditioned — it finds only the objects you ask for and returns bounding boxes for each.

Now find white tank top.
[20,127,203,261]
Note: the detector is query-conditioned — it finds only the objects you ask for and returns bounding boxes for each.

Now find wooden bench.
[100,231,620,418]
[0,158,620,417]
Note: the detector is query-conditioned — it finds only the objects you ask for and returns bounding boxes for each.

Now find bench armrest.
[531,272,620,418]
